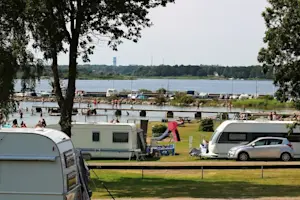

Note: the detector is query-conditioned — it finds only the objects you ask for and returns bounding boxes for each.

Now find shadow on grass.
[91,176,300,199]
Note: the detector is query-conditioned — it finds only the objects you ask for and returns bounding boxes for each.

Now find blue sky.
[54,0,268,66]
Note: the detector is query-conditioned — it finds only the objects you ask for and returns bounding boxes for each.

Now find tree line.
[42,64,272,79]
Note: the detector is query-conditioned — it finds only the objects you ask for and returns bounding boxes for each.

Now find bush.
[152,124,168,137]
[199,118,214,132]
[155,95,167,105]
[172,92,195,105]
[139,89,152,93]
[156,88,167,94]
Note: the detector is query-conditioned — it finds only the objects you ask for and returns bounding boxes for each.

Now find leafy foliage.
[155,95,167,106]
[258,0,300,103]
[156,88,167,94]
[0,0,43,119]
[152,124,168,137]
[199,118,214,132]
[22,0,174,136]
[172,92,194,105]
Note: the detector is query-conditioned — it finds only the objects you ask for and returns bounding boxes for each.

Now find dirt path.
[88,161,300,167]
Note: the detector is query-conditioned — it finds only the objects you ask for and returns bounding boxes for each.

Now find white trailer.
[0,127,91,200]
[48,122,146,160]
[204,120,300,158]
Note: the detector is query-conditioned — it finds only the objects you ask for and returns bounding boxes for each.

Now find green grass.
[90,169,300,199]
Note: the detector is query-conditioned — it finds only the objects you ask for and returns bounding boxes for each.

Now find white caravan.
[106,88,118,97]
[203,120,300,159]
[0,127,91,200]
[48,122,146,160]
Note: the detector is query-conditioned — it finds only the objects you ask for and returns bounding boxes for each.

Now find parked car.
[228,137,294,161]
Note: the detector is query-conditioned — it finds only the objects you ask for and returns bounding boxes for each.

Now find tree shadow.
[91,176,300,199]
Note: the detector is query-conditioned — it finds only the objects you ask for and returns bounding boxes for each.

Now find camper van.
[203,120,300,159]
[106,88,118,97]
[0,128,91,200]
[48,122,146,160]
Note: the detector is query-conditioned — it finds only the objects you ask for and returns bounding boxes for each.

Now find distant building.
[113,57,117,66]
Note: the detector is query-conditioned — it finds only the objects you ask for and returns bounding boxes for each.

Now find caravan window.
[287,134,300,142]
[113,132,129,143]
[66,171,77,191]
[92,131,100,142]
[218,132,247,143]
[228,133,247,141]
[64,150,75,168]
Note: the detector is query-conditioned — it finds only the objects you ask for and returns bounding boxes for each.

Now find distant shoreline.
[38,76,272,81]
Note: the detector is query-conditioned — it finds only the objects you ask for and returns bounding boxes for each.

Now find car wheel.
[238,152,249,161]
[281,152,291,162]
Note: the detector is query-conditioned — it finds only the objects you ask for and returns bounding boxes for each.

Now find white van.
[204,120,300,159]
[106,88,118,97]
[48,122,146,160]
[0,128,91,200]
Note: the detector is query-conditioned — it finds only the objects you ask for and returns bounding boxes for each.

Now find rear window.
[67,171,77,191]
[268,139,283,145]
[64,150,75,168]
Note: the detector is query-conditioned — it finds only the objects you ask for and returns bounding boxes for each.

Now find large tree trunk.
[59,104,72,137]
[60,35,79,137]
[51,47,74,137]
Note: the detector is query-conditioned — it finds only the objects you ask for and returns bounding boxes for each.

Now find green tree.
[0,0,43,119]
[258,0,300,101]
[24,0,174,136]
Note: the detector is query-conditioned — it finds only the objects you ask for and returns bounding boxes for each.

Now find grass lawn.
[88,120,217,163]
[90,169,300,199]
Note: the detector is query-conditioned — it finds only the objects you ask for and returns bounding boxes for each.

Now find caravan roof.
[0,128,70,144]
[71,122,136,127]
[216,120,296,132]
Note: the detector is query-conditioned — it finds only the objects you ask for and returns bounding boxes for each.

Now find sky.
[52,0,269,66]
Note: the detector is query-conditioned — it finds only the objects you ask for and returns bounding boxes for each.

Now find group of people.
[268,112,282,121]
[35,118,47,128]
[11,118,47,128]
[12,119,27,128]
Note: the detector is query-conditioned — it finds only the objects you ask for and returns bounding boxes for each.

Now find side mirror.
[251,143,255,147]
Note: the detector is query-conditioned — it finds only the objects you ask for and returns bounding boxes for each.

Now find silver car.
[228,137,294,161]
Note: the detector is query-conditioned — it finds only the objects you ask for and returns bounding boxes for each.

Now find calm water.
[11,101,294,127]
[14,79,276,95]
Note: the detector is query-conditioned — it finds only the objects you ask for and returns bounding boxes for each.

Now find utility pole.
[255,79,258,97]
[231,79,234,96]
